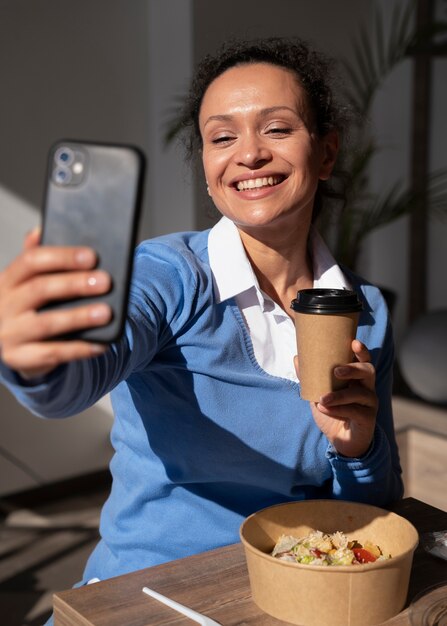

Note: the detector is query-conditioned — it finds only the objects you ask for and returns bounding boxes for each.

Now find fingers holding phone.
[0,242,112,378]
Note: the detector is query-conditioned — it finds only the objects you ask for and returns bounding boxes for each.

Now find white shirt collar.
[208,216,350,305]
[310,228,350,290]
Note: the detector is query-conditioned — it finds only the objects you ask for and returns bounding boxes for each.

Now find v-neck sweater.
[0,228,403,583]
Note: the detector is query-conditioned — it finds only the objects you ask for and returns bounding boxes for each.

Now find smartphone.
[41,140,145,342]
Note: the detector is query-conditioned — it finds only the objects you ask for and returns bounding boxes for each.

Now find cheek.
[297,146,325,180]
[202,151,229,185]
[278,138,315,165]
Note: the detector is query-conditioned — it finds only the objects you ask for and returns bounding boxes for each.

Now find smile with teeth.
[236,175,284,191]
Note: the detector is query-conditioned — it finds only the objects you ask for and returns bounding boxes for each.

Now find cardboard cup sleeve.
[291,289,363,401]
[295,311,360,400]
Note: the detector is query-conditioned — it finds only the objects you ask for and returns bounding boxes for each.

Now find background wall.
[0,0,445,495]
[0,0,150,237]
[367,0,447,345]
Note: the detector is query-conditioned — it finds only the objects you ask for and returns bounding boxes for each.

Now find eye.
[211,135,235,145]
[266,127,293,136]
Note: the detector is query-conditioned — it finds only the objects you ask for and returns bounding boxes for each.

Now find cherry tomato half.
[353,548,377,563]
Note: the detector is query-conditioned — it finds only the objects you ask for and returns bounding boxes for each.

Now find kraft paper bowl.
[240,500,418,626]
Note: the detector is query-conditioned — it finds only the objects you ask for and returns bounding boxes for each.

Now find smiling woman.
[199,62,339,311]
[0,37,403,626]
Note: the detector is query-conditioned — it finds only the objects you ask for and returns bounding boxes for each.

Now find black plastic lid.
[290,288,363,314]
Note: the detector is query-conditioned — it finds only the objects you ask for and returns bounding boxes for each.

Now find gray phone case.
[41,140,145,342]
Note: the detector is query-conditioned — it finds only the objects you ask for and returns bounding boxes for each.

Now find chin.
[236,208,304,229]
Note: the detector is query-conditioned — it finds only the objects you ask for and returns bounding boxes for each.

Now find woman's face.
[199,63,338,235]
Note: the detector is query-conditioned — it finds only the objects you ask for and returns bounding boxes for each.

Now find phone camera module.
[51,143,87,187]
[55,146,75,167]
[52,165,73,185]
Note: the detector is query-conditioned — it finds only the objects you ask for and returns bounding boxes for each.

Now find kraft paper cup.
[291,289,363,401]
[240,500,419,626]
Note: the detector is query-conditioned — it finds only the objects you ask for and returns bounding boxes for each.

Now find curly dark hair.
[179,36,348,219]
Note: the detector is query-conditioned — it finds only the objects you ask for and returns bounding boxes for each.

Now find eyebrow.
[203,106,299,127]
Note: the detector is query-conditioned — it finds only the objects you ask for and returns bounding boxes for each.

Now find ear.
[318,130,339,181]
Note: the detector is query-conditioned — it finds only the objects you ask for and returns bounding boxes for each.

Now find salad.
[271,530,391,566]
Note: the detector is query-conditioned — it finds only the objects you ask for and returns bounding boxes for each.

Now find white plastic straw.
[142,586,221,626]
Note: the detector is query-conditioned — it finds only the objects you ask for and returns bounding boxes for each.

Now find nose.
[235,132,272,169]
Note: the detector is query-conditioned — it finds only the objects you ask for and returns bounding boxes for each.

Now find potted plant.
[316,0,447,273]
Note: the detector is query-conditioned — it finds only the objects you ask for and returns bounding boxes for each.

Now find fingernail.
[28,225,41,237]
[89,304,111,321]
[320,393,333,405]
[90,344,107,354]
[335,366,349,376]
[87,272,110,289]
[75,249,96,266]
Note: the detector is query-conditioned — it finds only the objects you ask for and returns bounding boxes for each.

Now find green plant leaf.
[328,0,447,270]
[327,169,447,269]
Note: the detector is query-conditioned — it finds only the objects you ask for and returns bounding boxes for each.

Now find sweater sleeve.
[325,308,404,507]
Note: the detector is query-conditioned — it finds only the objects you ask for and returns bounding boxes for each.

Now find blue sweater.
[0,229,403,582]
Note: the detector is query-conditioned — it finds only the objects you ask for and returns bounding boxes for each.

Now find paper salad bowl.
[239,499,418,626]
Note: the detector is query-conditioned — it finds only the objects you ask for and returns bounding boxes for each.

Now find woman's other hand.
[0,228,112,379]
[296,340,378,458]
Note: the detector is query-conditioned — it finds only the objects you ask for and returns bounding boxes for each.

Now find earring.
[206,181,211,196]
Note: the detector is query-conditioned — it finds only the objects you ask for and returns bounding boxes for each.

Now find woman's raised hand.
[296,340,378,458]
[0,228,112,379]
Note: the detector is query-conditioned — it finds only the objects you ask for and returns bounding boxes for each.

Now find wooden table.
[53,497,447,626]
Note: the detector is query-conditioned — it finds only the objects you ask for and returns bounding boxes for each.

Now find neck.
[237,222,314,314]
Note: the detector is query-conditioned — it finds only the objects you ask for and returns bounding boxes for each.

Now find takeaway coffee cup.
[290,289,363,401]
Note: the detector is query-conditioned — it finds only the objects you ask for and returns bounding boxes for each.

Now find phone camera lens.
[53,166,73,185]
[55,146,75,167]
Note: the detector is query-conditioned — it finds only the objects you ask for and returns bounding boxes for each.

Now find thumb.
[24,226,41,250]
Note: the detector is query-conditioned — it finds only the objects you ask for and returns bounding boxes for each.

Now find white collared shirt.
[208,216,351,382]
